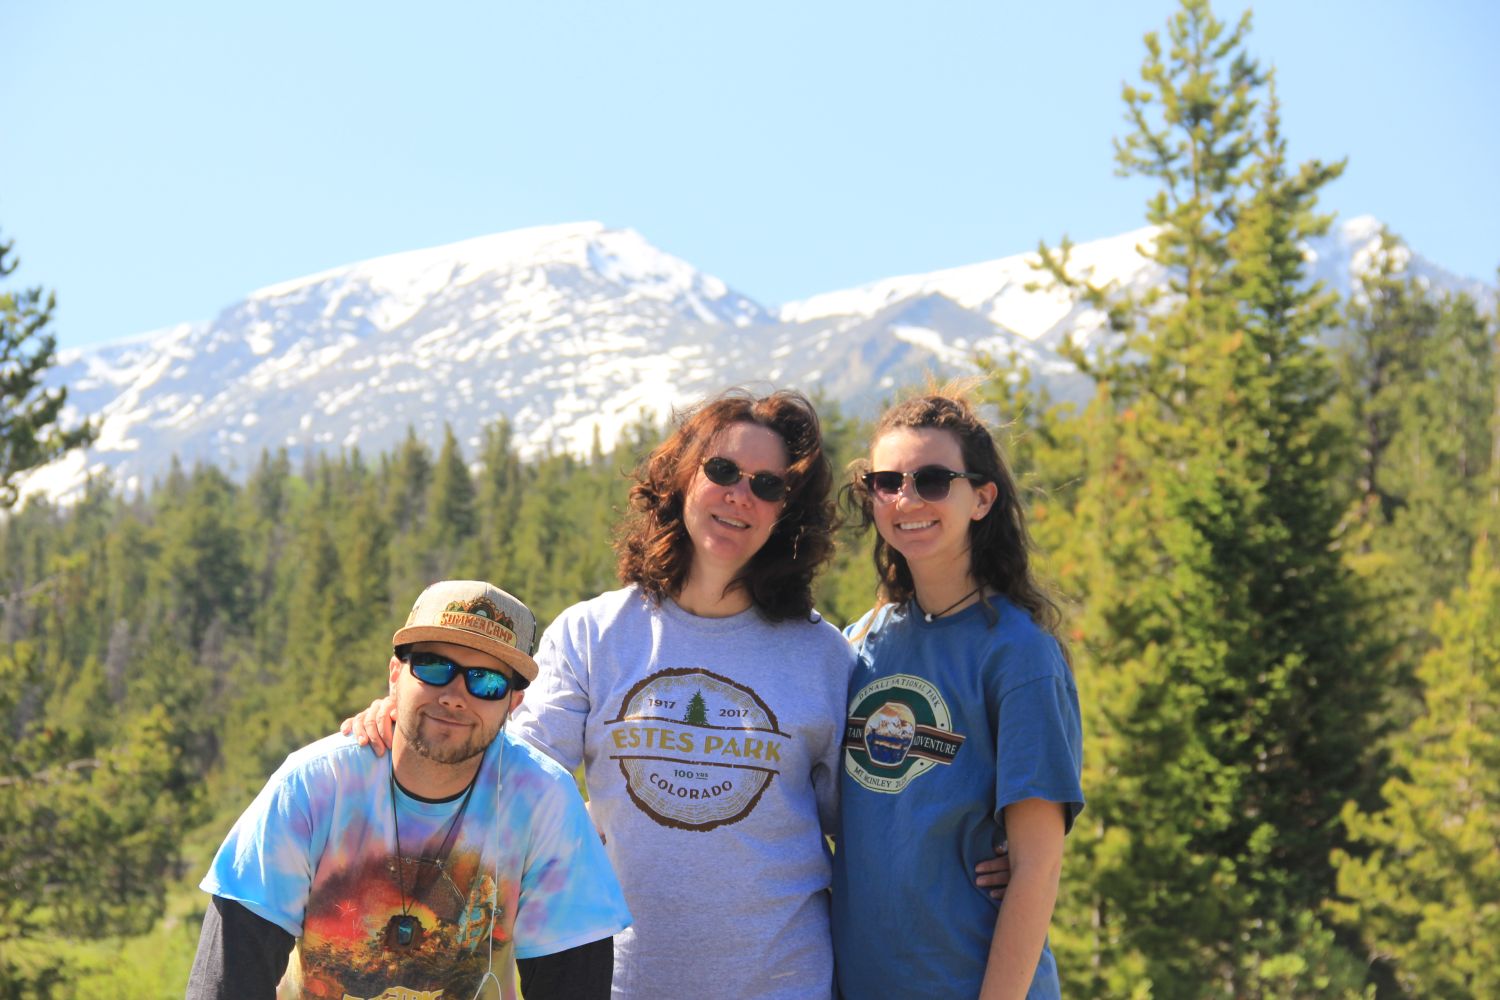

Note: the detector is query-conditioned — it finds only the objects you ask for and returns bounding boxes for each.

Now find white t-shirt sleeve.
[510,616,592,771]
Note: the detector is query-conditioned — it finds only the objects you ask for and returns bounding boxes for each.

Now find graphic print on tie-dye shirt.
[281,821,514,1000]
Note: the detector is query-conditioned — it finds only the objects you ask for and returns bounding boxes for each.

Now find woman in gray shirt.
[355,388,849,999]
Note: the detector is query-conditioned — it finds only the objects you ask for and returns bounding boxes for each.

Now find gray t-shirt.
[510,586,854,1000]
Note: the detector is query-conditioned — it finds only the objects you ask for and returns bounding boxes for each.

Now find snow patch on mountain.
[777,226,1158,343]
[18,216,1491,507]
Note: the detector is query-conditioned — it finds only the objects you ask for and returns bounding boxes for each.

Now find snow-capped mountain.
[22,217,1490,504]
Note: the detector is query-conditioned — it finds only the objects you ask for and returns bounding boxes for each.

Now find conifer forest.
[2,2,1496,996]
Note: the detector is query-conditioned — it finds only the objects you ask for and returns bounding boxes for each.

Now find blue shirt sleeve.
[994,672,1085,835]
[200,755,327,938]
[512,765,632,959]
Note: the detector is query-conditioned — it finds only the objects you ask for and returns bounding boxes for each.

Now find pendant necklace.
[919,585,982,623]
[385,758,479,951]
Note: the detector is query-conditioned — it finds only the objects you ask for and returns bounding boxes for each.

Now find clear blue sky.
[4,0,1496,350]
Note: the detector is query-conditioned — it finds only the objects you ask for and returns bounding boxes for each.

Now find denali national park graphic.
[606,668,787,831]
[843,673,966,794]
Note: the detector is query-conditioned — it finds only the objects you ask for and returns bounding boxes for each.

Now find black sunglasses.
[403,651,521,700]
[701,456,789,502]
[861,466,986,503]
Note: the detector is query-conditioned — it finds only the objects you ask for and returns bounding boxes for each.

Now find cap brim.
[392,624,538,682]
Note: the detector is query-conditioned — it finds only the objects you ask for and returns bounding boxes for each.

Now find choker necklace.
[385,759,479,951]
[919,586,982,623]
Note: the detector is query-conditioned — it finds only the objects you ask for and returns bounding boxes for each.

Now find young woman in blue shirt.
[833,388,1084,1000]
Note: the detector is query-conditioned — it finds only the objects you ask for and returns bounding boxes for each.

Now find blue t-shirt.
[832,597,1083,1000]
[202,729,631,1000]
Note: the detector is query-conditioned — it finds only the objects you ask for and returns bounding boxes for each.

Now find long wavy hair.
[846,384,1066,645]
[615,388,835,622]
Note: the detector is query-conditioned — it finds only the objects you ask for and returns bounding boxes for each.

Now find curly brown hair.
[845,384,1066,644]
[615,388,835,622]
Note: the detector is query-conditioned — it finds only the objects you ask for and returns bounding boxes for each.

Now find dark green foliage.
[1334,232,1497,663]
[0,635,197,993]
[806,395,877,625]
[1016,2,1386,994]
[475,419,526,583]
[154,465,248,642]
[425,425,479,556]
[0,229,96,509]
[1333,540,1500,998]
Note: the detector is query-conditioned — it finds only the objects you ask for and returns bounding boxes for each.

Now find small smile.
[421,710,471,729]
[712,514,750,529]
[896,520,938,531]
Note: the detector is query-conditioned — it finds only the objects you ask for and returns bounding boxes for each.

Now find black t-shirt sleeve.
[516,936,613,1000]
[185,895,295,1000]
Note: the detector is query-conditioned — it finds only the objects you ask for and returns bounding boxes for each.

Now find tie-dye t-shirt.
[202,729,630,1000]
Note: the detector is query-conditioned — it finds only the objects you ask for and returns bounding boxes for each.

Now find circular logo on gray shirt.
[606,668,787,831]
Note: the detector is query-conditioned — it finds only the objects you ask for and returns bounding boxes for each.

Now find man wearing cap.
[187,581,630,1000]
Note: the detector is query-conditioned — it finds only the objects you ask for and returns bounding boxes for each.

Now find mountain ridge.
[23,217,1490,505]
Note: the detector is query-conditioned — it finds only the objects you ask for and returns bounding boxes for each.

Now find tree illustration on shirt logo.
[683,691,708,725]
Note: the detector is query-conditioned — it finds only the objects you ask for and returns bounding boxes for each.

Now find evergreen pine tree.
[1333,233,1495,663]
[0,641,195,992]
[151,464,248,642]
[1332,540,1500,997]
[807,397,878,626]
[477,418,527,581]
[426,424,478,556]
[384,427,433,527]
[1335,234,1438,524]
[1032,3,1378,993]
[383,429,436,601]
[340,472,391,623]
[0,229,95,508]
[242,448,296,663]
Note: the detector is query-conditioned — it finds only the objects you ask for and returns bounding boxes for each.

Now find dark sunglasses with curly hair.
[701,456,788,502]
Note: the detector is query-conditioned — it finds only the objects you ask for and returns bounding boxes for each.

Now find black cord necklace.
[385,758,479,951]
[919,585,983,623]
